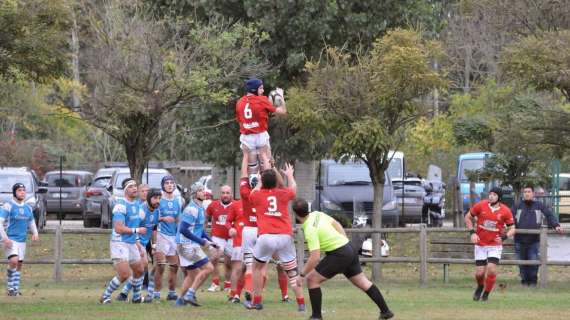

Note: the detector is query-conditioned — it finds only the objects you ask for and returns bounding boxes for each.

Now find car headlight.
[322,200,342,211]
[382,200,397,211]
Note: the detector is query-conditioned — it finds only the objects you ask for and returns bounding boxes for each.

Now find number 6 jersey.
[235,95,277,134]
[249,187,295,236]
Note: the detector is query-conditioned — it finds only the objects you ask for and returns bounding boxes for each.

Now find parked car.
[555,173,570,222]
[95,168,186,228]
[0,167,48,229]
[82,175,112,228]
[94,167,119,179]
[393,177,426,225]
[315,159,399,227]
[43,170,94,219]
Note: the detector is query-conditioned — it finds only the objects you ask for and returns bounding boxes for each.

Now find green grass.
[2,233,570,319]
[2,264,570,320]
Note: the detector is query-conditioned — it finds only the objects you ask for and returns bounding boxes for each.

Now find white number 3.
[244,103,253,119]
[267,196,277,212]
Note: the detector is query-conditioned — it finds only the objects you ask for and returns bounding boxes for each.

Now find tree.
[450,82,554,203]
[501,30,570,102]
[147,0,445,83]
[0,0,71,82]
[61,1,264,182]
[287,29,445,279]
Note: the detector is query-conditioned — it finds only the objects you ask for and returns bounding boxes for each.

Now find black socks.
[366,284,390,313]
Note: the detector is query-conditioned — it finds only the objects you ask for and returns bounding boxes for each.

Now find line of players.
[97,160,306,310]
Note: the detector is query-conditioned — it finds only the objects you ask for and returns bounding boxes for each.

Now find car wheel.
[84,217,100,228]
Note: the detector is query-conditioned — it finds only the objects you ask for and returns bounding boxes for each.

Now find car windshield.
[46,174,81,187]
[459,159,485,182]
[114,172,165,189]
[92,177,111,188]
[387,158,403,179]
[328,163,371,186]
[0,174,33,193]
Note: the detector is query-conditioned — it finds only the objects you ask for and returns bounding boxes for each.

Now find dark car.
[83,175,112,228]
[0,167,48,229]
[44,170,94,219]
[315,159,399,227]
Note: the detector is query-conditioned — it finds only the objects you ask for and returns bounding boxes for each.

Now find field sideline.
[1,263,570,320]
[2,233,570,319]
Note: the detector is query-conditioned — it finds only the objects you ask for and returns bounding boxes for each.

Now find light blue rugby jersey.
[176,200,205,245]
[0,200,34,243]
[158,195,183,236]
[139,203,159,246]
[111,198,145,244]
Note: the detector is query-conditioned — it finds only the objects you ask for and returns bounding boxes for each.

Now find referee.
[292,199,393,320]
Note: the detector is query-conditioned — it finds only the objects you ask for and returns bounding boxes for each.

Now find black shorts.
[315,243,362,279]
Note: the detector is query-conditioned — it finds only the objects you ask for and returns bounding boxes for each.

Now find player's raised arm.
[281,163,296,194]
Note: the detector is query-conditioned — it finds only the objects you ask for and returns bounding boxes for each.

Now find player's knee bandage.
[243,252,253,266]
[282,260,299,286]
[247,151,260,174]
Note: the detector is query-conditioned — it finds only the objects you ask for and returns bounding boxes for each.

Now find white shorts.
[231,246,242,262]
[240,132,270,151]
[253,234,296,263]
[178,244,208,269]
[156,233,177,256]
[110,242,142,264]
[241,226,258,255]
[212,236,233,256]
[3,241,26,261]
[474,245,502,262]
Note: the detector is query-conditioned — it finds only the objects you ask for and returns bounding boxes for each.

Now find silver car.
[393,178,426,225]
[44,170,94,219]
[98,168,186,228]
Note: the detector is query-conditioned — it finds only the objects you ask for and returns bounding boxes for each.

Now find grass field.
[2,233,570,319]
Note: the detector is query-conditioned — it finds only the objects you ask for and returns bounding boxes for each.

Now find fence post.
[539,226,548,288]
[419,224,428,286]
[295,226,305,271]
[53,225,63,282]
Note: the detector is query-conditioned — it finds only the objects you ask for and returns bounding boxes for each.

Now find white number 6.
[244,103,253,119]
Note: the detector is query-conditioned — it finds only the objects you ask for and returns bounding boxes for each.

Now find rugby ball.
[268,90,284,107]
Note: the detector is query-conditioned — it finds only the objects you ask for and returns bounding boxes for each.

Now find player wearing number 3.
[235,78,286,175]
[245,164,306,311]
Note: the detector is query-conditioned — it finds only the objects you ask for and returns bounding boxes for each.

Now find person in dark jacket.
[513,185,563,287]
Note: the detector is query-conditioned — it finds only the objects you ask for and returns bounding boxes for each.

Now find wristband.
[469,229,475,235]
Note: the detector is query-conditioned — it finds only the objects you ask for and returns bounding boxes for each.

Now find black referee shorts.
[315,243,362,279]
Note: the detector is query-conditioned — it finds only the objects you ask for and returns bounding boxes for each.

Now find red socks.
[212,277,220,286]
[485,274,496,293]
[244,273,253,293]
[253,295,263,305]
[297,297,305,305]
[278,272,288,297]
[237,277,245,296]
[224,281,231,290]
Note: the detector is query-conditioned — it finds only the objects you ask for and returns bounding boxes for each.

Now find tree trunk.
[70,9,80,110]
[125,141,147,184]
[368,159,386,282]
[371,181,385,281]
